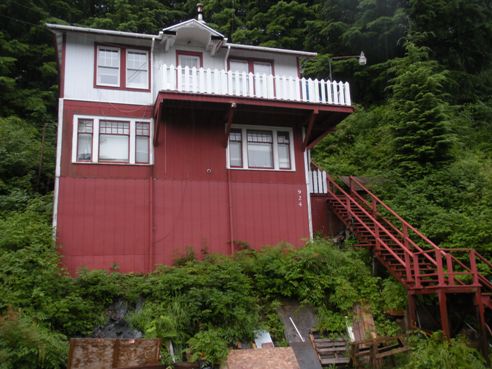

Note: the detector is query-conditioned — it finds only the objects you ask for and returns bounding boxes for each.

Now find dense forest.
[0,0,491,368]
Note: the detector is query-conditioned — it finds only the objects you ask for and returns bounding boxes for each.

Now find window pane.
[136,122,150,136]
[230,142,242,167]
[277,131,291,169]
[127,70,147,87]
[127,51,147,70]
[230,60,249,72]
[136,136,149,163]
[99,48,119,67]
[178,55,200,68]
[278,145,291,169]
[98,66,119,85]
[99,135,128,161]
[77,134,92,161]
[253,62,272,75]
[100,121,130,135]
[247,130,273,168]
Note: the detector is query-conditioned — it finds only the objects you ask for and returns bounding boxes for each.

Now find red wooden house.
[48,11,353,274]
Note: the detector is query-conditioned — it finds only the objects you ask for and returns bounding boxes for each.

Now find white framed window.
[126,49,149,89]
[96,46,120,87]
[226,125,295,171]
[72,115,153,165]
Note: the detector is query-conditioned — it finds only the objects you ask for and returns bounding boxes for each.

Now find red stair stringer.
[325,175,492,347]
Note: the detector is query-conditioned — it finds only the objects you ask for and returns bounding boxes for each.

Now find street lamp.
[328,51,367,81]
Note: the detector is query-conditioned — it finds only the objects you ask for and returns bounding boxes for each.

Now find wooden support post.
[153,100,163,146]
[475,292,490,364]
[223,102,237,147]
[438,290,451,338]
[303,108,319,149]
[407,292,417,330]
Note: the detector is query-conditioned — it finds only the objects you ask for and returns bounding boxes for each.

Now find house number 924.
[297,189,302,207]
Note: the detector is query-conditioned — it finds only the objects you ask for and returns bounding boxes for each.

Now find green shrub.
[399,332,487,369]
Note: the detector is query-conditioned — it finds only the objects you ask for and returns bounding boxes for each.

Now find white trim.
[126,48,150,89]
[46,23,156,40]
[52,98,64,234]
[96,46,121,87]
[162,19,225,38]
[304,139,313,240]
[226,124,296,172]
[72,114,153,165]
[129,120,136,164]
[224,43,317,57]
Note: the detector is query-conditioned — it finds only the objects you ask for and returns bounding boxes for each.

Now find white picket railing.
[309,169,328,194]
[161,64,351,106]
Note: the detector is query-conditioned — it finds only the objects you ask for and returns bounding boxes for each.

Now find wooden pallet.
[309,335,350,366]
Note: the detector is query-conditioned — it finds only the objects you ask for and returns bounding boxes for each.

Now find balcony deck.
[161,65,352,107]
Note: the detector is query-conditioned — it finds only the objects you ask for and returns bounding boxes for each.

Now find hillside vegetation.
[0,0,491,368]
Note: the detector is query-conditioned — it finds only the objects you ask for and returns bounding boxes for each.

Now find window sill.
[72,161,153,166]
[227,167,295,172]
[94,84,151,92]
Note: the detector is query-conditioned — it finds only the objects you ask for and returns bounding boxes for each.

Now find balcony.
[161,65,352,106]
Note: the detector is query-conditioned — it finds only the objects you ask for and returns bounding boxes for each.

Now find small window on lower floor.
[227,125,295,171]
[72,116,152,165]
[77,119,93,161]
[135,122,150,163]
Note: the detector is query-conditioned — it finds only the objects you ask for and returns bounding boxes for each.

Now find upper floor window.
[95,45,150,90]
[176,50,202,68]
[97,47,120,87]
[227,125,294,171]
[126,50,149,89]
[72,115,153,165]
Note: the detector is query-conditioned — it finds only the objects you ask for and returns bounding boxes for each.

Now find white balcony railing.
[161,65,351,106]
[309,169,328,194]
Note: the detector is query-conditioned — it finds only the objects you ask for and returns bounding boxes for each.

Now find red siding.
[57,100,310,274]
[310,194,345,237]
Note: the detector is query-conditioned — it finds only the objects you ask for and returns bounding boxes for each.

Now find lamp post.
[328,51,367,81]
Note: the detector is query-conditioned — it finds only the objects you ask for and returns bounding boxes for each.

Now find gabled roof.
[162,19,225,39]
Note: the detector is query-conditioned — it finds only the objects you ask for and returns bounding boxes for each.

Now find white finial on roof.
[197,3,205,23]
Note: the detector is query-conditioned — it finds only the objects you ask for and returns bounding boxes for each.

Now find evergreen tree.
[389,44,454,175]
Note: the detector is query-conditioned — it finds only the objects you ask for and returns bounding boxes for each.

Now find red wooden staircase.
[324,175,492,346]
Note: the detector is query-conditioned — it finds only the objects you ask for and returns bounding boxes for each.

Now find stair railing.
[327,176,415,284]
[348,176,491,291]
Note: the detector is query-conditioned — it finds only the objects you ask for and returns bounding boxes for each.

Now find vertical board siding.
[57,177,150,274]
[58,101,310,274]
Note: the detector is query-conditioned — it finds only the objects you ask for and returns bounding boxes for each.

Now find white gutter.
[224,42,317,57]
[46,23,157,40]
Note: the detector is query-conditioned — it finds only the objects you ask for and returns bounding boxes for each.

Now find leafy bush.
[0,309,67,369]
[187,329,229,366]
[398,332,487,369]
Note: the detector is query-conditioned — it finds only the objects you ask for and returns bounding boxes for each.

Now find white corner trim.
[52,98,64,234]
[303,128,313,240]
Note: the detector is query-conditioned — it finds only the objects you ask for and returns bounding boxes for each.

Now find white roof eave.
[162,19,224,38]
[46,23,158,40]
[225,42,317,57]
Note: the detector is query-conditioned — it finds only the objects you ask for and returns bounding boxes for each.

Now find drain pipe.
[224,44,231,70]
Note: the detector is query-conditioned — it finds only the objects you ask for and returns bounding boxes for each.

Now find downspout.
[148,36,156,272]
[224,44,231,70]
[303,127,314,240]
[227,167,234,255]
[225,44,233,255]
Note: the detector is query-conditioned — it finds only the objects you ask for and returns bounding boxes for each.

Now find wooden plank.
[320,357,350,365]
